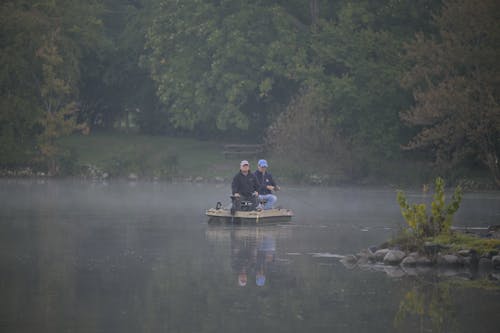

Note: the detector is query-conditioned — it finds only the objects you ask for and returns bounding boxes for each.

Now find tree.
[401,0,500,186]
[0,0,103,171]
[144,0,307,137]
[79,0,161,132]
[0,1,46,166]
[267,1,430,181]
[35,29,88,173]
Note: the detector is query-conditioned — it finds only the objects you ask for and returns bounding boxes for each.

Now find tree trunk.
[309,0,319,25]
[484,152,500,188]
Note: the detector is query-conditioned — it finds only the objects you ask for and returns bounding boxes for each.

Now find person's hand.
[234,193,240,198]
[266,185,274,191]
[252,191,258,197]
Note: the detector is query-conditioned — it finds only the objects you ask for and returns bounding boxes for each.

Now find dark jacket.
[232,171,259,197]
[254,170,276,195]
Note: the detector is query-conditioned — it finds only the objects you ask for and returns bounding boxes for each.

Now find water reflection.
[394,278,456,333]
[207,226,281,288]
[1,180,500,333]
[230,228,276,287]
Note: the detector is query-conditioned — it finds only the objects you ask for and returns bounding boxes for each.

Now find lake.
[0,179,499,332]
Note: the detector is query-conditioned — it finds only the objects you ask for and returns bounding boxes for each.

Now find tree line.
[1,0,499,185]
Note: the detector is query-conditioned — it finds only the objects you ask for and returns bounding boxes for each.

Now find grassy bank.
[58,132,262,181]
[11,132,490,188]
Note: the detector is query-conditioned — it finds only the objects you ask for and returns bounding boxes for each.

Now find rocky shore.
[340,241,500,280]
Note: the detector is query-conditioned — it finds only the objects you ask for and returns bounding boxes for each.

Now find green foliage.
[396,192,428,238]
[1,0,496,187]
[144,0,305,135]
[394,283,456,332]
[401,0,500,187]
[0,0,102,170]
[431,232,500,257]
[397,177,462,238]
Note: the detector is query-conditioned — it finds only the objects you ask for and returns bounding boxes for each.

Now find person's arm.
[254,171,266,193]
[263,173,276,191]
[232,174,239,195]
[251,174,259,196]
[268,173,276,187]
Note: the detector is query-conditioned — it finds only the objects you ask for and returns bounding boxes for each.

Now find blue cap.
[256,274,266,286]
[258,159,268,168]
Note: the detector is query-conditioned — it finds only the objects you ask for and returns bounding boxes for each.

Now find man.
[254,159,279,210]
[231,160,259,212]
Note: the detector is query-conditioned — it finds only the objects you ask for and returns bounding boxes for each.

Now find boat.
[206,201,293,224]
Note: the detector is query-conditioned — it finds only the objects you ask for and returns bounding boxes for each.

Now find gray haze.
[1,180,499,332]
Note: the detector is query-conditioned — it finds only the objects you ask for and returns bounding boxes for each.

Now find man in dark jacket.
[231,160,259,211]
[254,159,278,210]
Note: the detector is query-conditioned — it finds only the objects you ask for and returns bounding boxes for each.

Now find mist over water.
[1,179,499,332]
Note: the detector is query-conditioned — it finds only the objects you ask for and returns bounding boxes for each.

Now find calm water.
[0,179,499,333]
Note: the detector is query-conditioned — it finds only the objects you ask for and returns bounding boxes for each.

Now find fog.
[1,179,499,333]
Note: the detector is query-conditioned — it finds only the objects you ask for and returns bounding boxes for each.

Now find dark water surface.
[1,180,499,333]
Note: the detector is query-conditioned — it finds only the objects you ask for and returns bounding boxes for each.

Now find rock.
[416,266,432,274]
[492,255,500,269]
[383,250,406,266]
[402,266,418,276]
[356,255,370,265]
[478,257,493,271]
[373,249,390,262]
[457,249,472,257]
[384,266,406,278]
[415,256,433,266]
[401,256,417,267]
[437,254,461,266]
[356,249,374,263]
[340,255,358,269]
[341,254,358,264]
[462,256,473,267]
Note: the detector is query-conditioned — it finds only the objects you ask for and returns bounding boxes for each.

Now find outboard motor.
[240,201,254,211]
[230,195,254,214]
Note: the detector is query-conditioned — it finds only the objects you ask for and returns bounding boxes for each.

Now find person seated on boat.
[231,160,259,211]
[254,159,279,210]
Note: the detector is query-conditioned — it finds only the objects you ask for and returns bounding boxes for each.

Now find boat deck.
[206,207,293,224]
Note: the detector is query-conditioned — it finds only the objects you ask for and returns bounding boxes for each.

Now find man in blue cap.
[254,159,279,210]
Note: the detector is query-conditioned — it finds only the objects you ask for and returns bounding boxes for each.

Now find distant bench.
[223,144,264,159]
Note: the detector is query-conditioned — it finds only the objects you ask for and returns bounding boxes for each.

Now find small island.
[340,178,500,282]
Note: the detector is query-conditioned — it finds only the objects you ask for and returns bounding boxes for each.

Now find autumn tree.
[0,0,102,172]
[401,0,500,186]
[266,1,434,180]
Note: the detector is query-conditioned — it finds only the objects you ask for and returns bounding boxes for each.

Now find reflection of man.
[229,228,277,288]
[255,234,276,287]
[231,160,259,212]
[230,230,257,287]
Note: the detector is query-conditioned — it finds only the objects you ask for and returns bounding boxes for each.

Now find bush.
[397,177,462,239]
